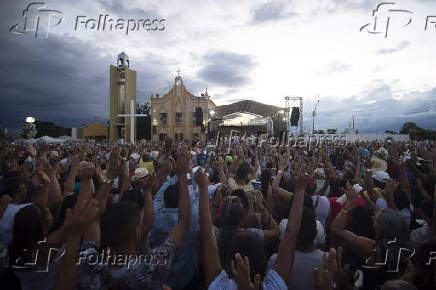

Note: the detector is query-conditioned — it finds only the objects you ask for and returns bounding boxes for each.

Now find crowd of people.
[0,135,435,290]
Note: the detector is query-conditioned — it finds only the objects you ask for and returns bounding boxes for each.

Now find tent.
[38,136,65,143]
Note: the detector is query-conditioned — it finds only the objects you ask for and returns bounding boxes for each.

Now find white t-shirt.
[279,219,325,247]
[209,268,287,290]
[312,195,330,228]
[267,250,324,290]
[0,203,32,246]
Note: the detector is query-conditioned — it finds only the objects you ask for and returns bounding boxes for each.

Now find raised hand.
[78,161,95,181]
[217,156,225,169]
[107,146,121,180]
[39,143,50,159]
[314,248,338,290]
[278,154,287,172]
[194,167,209,189]
[37,166,51,185]
[293,158,313,191]
[334,247,351,288]
[175,144,190,177]
[231,253,261,290]
[345,181,359,209]
[64,199,99,238]
[254,190,265,211]
[40,158,55,176]
[26,143,37,157]
[385,179,399,194]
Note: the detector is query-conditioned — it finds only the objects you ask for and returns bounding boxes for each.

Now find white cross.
[117,99,148,143]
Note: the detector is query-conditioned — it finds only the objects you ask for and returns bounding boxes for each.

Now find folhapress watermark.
[360,2,436,38]
[11,243,169,272]
[9,2,64,39]
[10,2,166,39]
[75,15,166,35]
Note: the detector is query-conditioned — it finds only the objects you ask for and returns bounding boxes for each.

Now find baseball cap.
[372,171,389,183]
[134,168,149,179]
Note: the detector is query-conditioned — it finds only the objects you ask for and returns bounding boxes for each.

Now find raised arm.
[331,182,375,260]
[272,158,311,284]
[168,145,192,247]
[34,166,50,208]
[0,195,11,220]
[63,154,79,197]
[52,198,98,290]
[140,178,154,240]
[318,167,332,196]
[271,155,293,202]
[398,161,411,198]
[364,172,378,204]
[197,165,222,287]
[40,158,62,209]
[217,157,228,184]
[384,180,399,210]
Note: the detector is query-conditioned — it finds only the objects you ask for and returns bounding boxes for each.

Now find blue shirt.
[150,175,199,288]
[209,269,287,290]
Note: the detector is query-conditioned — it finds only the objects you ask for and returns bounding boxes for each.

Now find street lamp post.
[25,117,36,139]
[312,100,319,134]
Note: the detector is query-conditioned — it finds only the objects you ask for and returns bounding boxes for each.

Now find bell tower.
[109,52,137,142]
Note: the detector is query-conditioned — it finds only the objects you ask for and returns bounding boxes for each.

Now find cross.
[176,68,181,77]
[117,99,148,144]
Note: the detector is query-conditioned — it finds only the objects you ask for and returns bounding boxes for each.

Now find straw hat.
[370,156,387,172]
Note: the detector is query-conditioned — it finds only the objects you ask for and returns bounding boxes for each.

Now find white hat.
[314,168,325,179]
[370,156,387,172]
[130,153,140,161]
[134,168,149,179]
[377,147,388,157]
[372,171,389,183]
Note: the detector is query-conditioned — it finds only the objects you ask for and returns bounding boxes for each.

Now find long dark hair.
[260,169,272,200]
[219,196,244,274]
[9,205,44,270]
[230,231,266,280]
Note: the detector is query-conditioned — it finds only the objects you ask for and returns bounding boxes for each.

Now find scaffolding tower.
[284,96,304,135]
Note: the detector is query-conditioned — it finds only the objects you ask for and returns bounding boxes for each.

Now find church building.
[151,74,216,143]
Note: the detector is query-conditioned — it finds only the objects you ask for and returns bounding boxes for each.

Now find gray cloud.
[326,60,351,73]
[377,41,410,54]
[312,83,436,132]
[0,13,172,133]
[252,1,297,23]
[97,0,162,19]
[197,51,255,87]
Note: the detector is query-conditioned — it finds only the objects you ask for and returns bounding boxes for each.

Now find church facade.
[151,75,216,143]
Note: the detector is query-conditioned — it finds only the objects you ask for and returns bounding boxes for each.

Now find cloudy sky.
[1,0,435,134]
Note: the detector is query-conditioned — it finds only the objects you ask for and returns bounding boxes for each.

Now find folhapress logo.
[10,2,64,39]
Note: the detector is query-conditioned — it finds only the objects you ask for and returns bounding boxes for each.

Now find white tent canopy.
[38,136,65,143]
[219,112,270,127]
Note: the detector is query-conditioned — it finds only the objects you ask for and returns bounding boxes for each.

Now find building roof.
[213,100,283,118]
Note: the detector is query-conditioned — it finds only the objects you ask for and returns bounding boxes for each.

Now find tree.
[35,120,68,138]
[317,129,325,134]
[384,130,396,134]
[136,100,151,140]
[400,122,419,134]
[400,122,436,141]
[326,128,337,134]
[137,102,151,116]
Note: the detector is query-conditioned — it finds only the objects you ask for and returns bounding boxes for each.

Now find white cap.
[130,153,140,161]
[134,168,149,179]
[372,171,389,183]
